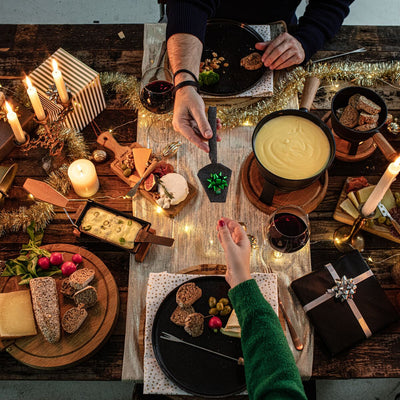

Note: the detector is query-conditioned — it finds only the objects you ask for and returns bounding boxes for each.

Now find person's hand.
[255,32,305,70]
[217,217,252,288]
[172,86,222,152]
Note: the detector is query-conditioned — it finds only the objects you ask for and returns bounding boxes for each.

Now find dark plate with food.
[152,276,246,397]
[200,19,266,96]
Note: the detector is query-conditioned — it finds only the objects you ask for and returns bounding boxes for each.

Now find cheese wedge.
[132,148,152,177]
[226,309,240,328]
[340,198,360,219]
[348,191,359,209]
[0,291,37,338]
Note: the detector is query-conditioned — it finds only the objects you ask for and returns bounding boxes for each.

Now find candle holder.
[54,90,74,123]
[13,132,30,147]
[333,208,374,252]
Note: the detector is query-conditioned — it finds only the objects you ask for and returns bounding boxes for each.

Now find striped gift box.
[29,48,106,131]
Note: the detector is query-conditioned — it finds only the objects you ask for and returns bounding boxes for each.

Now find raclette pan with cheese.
[23,178,174,253]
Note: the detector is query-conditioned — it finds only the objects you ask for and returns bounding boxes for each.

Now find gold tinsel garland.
[0,128,89,237]
[100,60,400,128]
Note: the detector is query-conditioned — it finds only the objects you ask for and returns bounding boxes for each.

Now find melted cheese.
[81,207,142,249]
[254,115,331,180]
[0,291,37,338]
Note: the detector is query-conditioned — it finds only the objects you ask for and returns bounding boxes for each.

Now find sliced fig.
[154,161,174,177]
[144,173,157,191]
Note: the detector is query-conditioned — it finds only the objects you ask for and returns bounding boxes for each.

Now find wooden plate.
[333,177,400,244]
[0,244,119,369]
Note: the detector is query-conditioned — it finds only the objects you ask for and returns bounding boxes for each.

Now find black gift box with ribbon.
[291,250,399,356]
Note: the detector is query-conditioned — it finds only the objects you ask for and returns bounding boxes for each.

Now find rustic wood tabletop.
[0,24,399,381]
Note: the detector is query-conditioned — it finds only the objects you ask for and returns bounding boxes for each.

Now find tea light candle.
[362,157,400,216]
[51,59,69,104]
[26,76,46,121]
[68,159,100,198]
[5,101,26,144]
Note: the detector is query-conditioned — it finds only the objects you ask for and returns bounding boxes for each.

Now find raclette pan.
[23,178,174,253]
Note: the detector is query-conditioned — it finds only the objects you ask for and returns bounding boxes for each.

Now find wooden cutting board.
[0,244,119,369]
[97,131,197,218]
[138,264,285,364]
[333,177,400,244]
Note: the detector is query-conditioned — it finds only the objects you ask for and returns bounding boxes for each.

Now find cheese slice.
[340,198,360,219]
[0,291,37,338]
[132,148,152,177]
[226,309,240,329]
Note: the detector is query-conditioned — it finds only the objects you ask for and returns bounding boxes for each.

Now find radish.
[72,253,83,264]
[208,316,222,333]
[37,256,50,270]
[50,252,64,266]
[61,261,77,276]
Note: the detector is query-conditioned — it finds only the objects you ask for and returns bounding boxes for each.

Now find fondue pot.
[252,77,336,204]
[331,86,388,156]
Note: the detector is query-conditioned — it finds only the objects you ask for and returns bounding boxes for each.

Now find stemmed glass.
[265,205,310,254]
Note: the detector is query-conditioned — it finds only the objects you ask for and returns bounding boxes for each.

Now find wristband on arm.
[173,80,199,94]
[173,68,199,84]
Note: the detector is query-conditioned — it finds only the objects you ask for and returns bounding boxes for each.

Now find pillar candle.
[68,159,100,198]
[362,157,400,216]
[5,101,26,144]
[26,76,46,121]
[51,59,69,104]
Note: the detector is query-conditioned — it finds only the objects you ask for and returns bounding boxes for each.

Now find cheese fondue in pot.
[254,115,331,180]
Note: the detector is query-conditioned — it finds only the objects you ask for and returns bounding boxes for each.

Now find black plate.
[152,276,246,397]
[200,19,266,96]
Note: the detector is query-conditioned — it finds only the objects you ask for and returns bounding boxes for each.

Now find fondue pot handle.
[299,76,321,112]
[373,132,398,162]
[208,106,218,164]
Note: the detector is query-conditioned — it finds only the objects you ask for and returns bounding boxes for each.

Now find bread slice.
[240,52,263,70]
[170,305,195,326]
[339,105,359,128]
[29,277,60,344]
[69,268,95,290]
[356,95,381,115]
[73,286,98,308]
[354,123,378,131]
[62,307,88,334]
[60,277,77,299]
[184,313,204,337]
[348,94,361,108]
[176,282,202,307]
[358,112,379,126]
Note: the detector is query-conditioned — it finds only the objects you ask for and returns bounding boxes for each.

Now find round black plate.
[152,276,246,398]
[200,19,266,96]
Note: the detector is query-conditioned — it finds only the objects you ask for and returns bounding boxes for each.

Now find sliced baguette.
[29,277,60,344]
[62,307,88,334]
[69,268,95,290]
[73,286,98,308]
[176,282,202,307]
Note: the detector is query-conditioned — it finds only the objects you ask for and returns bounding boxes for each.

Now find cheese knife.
[377,203,400,236]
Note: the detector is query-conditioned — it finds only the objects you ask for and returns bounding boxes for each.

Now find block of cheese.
[0,291,37,338]
[132,147,152,177]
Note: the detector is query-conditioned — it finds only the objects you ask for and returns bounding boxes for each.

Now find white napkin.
[143,272,278,395]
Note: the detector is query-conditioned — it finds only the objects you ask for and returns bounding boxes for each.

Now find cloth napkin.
[143,272,278,395]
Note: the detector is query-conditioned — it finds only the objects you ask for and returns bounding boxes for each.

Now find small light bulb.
[155,206,163,214]
[273,251,282,259]
[28,193,35,200]
[184,225,190,233]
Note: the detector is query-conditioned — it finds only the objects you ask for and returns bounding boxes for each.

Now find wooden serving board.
[0,244,119,369]
[97,131,197,218]
[333,177,400,244]
[138,264,285,364]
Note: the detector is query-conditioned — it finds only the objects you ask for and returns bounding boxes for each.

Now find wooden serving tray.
[97,131,197,218]
[333,177,400,244]
[0,244,119,369]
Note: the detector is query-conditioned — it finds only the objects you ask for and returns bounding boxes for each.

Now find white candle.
[68,159,100,198]
[25,76,46,121]
[51,59,69,104]
[5,101,26,144]
[362,157,400,216]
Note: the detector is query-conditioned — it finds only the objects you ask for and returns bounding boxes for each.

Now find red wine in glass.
[267,212,309,253]
[140,80,174,114]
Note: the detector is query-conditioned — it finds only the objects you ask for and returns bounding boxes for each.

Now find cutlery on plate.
[377,203,400,236]
[160,332,244,365]
[125,141,181,198]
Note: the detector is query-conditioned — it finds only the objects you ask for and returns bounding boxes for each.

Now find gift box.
[29,48,106,131]
[291,250,399,355]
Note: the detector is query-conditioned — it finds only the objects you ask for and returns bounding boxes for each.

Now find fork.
[160,332,244,365]
[263,263,304,351]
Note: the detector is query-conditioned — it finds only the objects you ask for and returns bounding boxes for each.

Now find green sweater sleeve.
[229,279,307,400]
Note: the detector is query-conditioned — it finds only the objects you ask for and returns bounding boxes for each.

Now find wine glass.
[265,205,310,254]
[139,66,174,114]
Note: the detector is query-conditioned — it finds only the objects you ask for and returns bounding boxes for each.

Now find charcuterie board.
[0,244,119,369]
[97,132,197,218]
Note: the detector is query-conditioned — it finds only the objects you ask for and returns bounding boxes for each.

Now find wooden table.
[0,24,399,381]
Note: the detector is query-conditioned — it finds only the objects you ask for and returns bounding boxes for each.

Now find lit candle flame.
[77,165,84,176]
[52,59,59,72]
[5,101,13,114]
[25,76,33,89]
[394,157,400,168]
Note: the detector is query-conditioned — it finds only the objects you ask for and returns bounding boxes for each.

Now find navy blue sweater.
[166,0,353,62]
